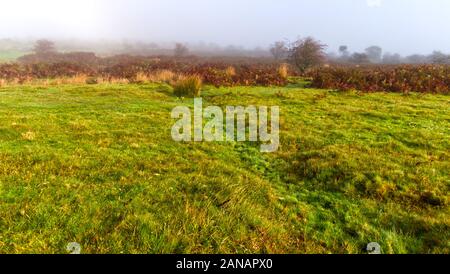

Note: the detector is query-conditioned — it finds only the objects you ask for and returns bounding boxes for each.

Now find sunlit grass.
[0,83,448,254]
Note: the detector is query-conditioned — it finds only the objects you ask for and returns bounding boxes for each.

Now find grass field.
[0,82,448,254]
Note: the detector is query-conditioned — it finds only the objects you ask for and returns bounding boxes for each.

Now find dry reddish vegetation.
[1,54,288,87]
[1,53,450,93]
[309,65,450,94]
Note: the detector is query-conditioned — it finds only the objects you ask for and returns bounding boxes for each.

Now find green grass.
[0,83,448,254]
[0,50,26,62]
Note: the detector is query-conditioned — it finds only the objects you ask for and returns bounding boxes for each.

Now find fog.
[0,0,449,54]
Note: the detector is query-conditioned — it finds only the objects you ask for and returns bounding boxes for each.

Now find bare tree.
[339,45,349,58]
[33,39,56,55]
[365,46,383,63]
[174,43,189,57]
[270,41,288,61]
[288,37,327,73]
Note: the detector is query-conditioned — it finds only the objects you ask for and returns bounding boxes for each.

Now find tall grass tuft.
[85,76,98,85]
[148,70,177,84]
[225,66,236,77]
[278,63,289,80]
[171,75,203,97]
[135,72,150,83]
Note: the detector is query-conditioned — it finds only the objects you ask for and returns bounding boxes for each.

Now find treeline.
[3,38,449,65]
[269,40,450,65]
[0,38,272,58]
[331,46,450,65]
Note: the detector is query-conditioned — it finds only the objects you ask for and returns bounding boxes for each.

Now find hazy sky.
[0,0,449,54]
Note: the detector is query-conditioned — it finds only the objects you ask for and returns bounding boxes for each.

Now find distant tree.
[405,54,427,64]
[365,46,382,63]
[350,53,370,64]
[33,39,56,55]
[174,43,189,57]
[382,53,402,64]
[270,41,288,61]
[429,51,450,64]
[338,45,349,58]
[288,37,327,73]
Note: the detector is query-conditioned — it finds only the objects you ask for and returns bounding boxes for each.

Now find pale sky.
[0,0,449,54]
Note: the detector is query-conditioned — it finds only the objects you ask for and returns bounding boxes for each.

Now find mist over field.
[0,0,450,55]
